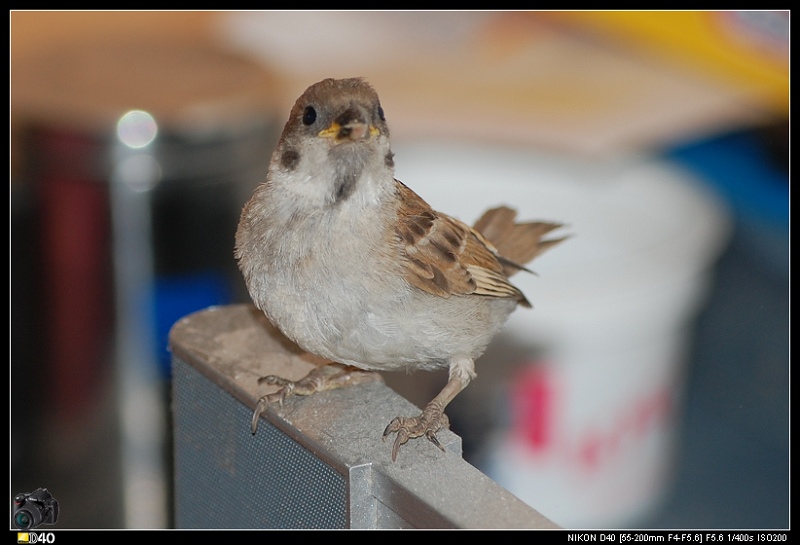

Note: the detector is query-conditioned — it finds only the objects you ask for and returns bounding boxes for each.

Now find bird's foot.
[251,364,380,434]
[382,402,450,462]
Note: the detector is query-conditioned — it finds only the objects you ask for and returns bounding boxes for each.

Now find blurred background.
[10,11,788,529]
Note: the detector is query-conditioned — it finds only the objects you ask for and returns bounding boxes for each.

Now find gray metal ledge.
[169,304,558,529]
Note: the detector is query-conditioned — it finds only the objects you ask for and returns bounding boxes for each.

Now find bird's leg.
[251,363,381,433]
[383,356,475,461]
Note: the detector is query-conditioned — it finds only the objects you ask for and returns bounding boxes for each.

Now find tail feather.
[474,206,567,276]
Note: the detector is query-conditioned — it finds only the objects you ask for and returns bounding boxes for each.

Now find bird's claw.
[258,375,295,406]
[251,375,299,434]
[382,405,450,461]
[426,429,446,452]
[250,389,289,434]
[251,365,380,434]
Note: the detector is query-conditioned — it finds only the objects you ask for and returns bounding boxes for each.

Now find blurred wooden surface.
[11,11,218,56]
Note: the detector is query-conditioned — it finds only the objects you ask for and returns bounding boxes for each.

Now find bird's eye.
[377,105,385,121]
[302,106,317,126]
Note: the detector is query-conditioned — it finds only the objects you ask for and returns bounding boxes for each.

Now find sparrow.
[235,77,565,461]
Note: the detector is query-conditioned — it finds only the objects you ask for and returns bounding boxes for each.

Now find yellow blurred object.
[547,11,789,113]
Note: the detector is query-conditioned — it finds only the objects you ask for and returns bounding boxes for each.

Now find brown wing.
[395,181,530,306]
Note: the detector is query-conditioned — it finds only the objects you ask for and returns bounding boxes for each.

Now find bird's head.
[272,78,395,206]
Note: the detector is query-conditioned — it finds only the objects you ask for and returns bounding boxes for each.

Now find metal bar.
[170,304,559,529]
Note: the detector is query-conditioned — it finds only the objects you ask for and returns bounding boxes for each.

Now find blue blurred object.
[153,270,233,377]
[666,122,788,230]
[666,121,788,284]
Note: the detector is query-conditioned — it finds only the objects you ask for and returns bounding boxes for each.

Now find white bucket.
[393,141,731,529]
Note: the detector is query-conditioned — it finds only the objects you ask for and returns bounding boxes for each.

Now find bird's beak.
[319,107,380,143]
